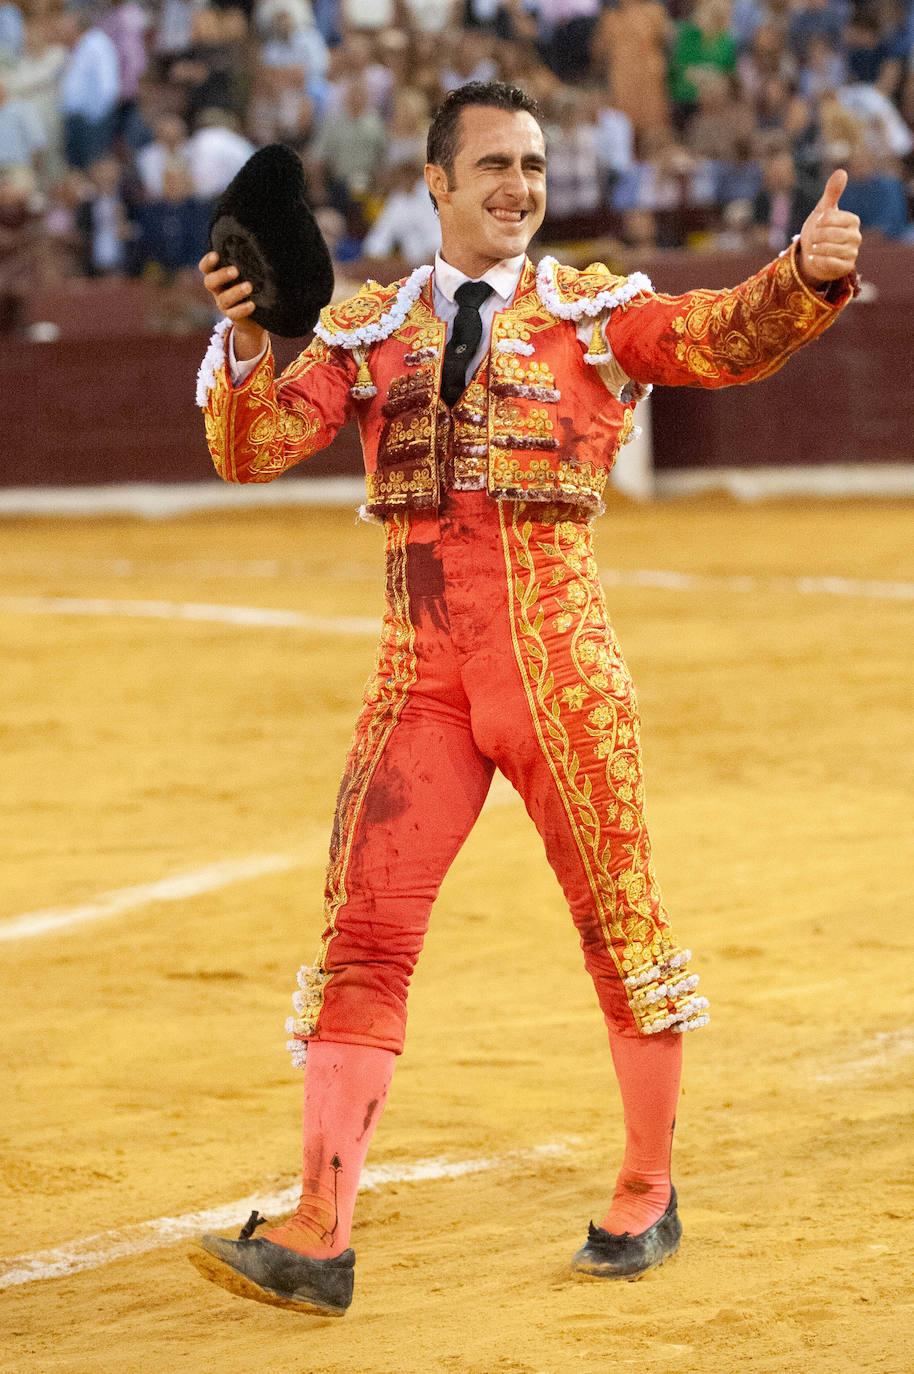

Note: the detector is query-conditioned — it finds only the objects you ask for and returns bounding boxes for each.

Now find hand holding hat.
[199,143,335,357]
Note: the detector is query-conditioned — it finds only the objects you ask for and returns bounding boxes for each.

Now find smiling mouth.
[488,208,527,224]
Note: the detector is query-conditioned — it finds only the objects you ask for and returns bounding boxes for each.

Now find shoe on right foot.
[187,1232,355,1315]
[571,1186,682,1281]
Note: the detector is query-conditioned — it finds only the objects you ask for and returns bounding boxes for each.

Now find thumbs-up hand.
[797,169,862,287]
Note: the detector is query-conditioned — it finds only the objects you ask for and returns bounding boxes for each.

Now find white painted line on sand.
[0,596,380,635]
[600,569,914,601]
[0,1144,569,1290]
[2,570,911,643]
[812,1028,914,1083]
[655,463,914,500]
[0,479,367,518]
[0,854,300,942]
[0,781,522,944]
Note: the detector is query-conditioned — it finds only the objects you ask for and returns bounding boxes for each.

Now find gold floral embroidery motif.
[240,395,321,478]
[205,352,324,483]
[317,277,397,337]
[498,261,568,335]
[548,260,628,306]
[500,508,707,1033]
[396,319,443,353]
[203,367,232,477]
[393,290,440,338]
[661,250,827,383]
[275,338,333,391]
[287,514,419,1050]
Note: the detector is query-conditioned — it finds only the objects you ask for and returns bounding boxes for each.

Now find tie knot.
[454,280,494,311]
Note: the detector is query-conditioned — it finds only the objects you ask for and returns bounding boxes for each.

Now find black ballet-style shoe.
[570,1187,682,1281]
[187,1211,354,1314]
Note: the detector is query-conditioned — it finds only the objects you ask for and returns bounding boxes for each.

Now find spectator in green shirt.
[669,0,737,125]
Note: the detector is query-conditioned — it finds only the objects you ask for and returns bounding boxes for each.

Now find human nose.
[502,163,530,202]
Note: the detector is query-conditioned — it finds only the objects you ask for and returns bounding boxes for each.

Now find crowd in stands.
[1,0,913,332]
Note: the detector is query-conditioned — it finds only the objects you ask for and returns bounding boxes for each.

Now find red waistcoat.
[312,258,642,516]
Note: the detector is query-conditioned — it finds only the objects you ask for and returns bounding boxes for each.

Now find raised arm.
[197,251,356,484]
[606,171,861,391]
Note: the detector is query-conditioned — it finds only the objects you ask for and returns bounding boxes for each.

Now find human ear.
[425,163,451,206]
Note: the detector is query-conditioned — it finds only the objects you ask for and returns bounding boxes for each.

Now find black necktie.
[441,280,494,408]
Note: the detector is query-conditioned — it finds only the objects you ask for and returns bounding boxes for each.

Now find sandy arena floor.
[1,494,912,1374]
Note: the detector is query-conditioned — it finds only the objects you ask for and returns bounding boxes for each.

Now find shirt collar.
[433,250,526,305]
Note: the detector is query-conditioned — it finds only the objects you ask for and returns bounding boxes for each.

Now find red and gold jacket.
[197,243,855,518]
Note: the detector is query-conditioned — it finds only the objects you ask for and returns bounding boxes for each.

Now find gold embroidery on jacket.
[491,399,559,451]
[452,377,489,489]
[382,367,435,418]
[276,338,333,391]
[491,455,609,509]
[491,352,561,403]
[661,250,826,383]
[365,465,438,507]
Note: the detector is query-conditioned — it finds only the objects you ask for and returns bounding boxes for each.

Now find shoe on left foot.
[571,1186,682,1281]
[187,1227,355,1315]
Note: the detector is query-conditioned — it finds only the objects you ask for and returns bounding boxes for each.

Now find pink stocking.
[263,1040,395,1259]
[601,1029,683,1236]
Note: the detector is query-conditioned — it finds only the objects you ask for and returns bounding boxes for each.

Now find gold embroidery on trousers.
[499,507,707,1033]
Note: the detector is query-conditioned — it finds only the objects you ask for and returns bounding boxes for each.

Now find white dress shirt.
[431,250,526,385]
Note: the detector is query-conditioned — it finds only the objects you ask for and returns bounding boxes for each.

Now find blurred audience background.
[1,0,912,333]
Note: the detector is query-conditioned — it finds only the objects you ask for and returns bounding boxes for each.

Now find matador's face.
[426,105,547,279]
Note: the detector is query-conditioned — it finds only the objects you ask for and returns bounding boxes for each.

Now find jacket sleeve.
[605,242,856,390]
[199,325,357,483]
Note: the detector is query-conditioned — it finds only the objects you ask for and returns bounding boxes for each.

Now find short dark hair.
[426,82,540,209]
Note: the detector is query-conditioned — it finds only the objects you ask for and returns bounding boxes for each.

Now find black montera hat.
[208,143,335,338]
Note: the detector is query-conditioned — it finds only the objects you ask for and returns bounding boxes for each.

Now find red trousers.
[287,492,706,1059]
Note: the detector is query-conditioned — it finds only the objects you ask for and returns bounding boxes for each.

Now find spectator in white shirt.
[838,74,914,159]
[544,88,601,218]
[589,90,635,202]
[6,17,67,185]
[135,114,192,200]
[340,0,395,32]
[0,76,46,179]
[400,0,460,34]
[75,156,133,274]
[59,11,120,170]
[260,6,329,95]
[361,162,442,263]
[185,108,256,201]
